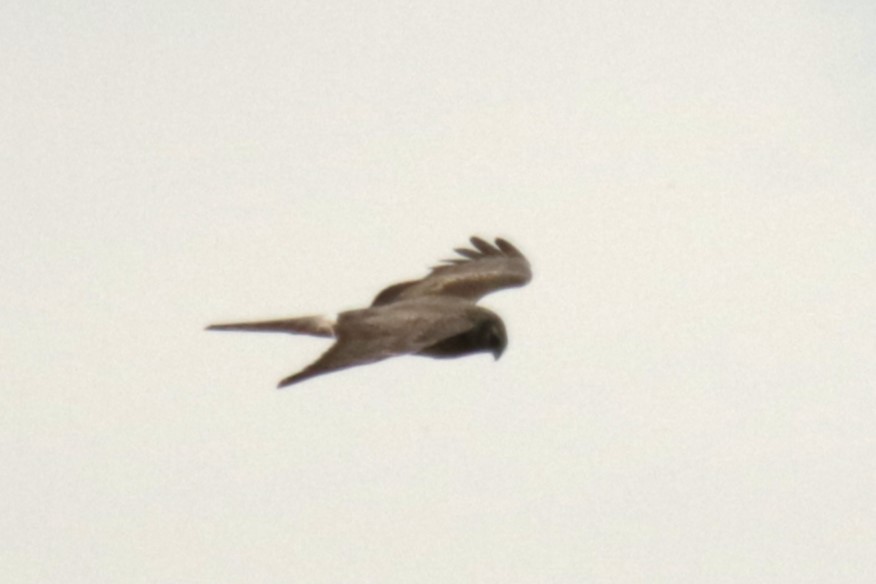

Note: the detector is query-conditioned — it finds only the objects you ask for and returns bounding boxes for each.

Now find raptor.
[207,236,531,388]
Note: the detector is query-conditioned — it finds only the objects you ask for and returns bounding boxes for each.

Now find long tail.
[206,315,335,337]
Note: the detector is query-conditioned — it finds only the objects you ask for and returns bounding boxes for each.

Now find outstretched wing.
[371,237,531,306]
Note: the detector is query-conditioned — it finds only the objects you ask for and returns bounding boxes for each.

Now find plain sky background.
[2,1,874,582]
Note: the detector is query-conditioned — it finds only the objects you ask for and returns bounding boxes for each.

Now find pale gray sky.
[2,1,874,582]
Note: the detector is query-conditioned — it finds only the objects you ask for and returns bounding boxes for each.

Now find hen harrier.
[207,236,531,388]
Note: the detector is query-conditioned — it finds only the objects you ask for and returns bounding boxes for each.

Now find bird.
[206,236,531,388]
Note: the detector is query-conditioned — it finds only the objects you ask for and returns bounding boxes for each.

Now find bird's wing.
[371,237,531,306]
[277,298,481,388]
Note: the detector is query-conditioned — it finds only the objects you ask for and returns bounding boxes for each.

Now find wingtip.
[277,374,302,389]
[469,235,489,248]
[494,237,524,258]
[469,236,501,256]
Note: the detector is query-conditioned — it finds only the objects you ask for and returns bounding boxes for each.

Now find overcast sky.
[2,1,874,582]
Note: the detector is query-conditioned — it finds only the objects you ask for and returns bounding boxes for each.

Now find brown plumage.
[207,236,531,388]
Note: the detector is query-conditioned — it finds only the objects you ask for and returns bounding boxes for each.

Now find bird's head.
[479,316,507,360]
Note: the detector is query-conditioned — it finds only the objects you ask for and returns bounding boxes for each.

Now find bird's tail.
[206,315,335,337]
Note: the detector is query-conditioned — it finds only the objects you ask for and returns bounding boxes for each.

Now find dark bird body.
[207,237,530,388]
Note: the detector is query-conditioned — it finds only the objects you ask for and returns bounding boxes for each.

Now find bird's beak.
[492,347,504,361]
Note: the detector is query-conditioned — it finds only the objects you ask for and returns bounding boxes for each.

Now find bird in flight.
[207,236,531,388]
